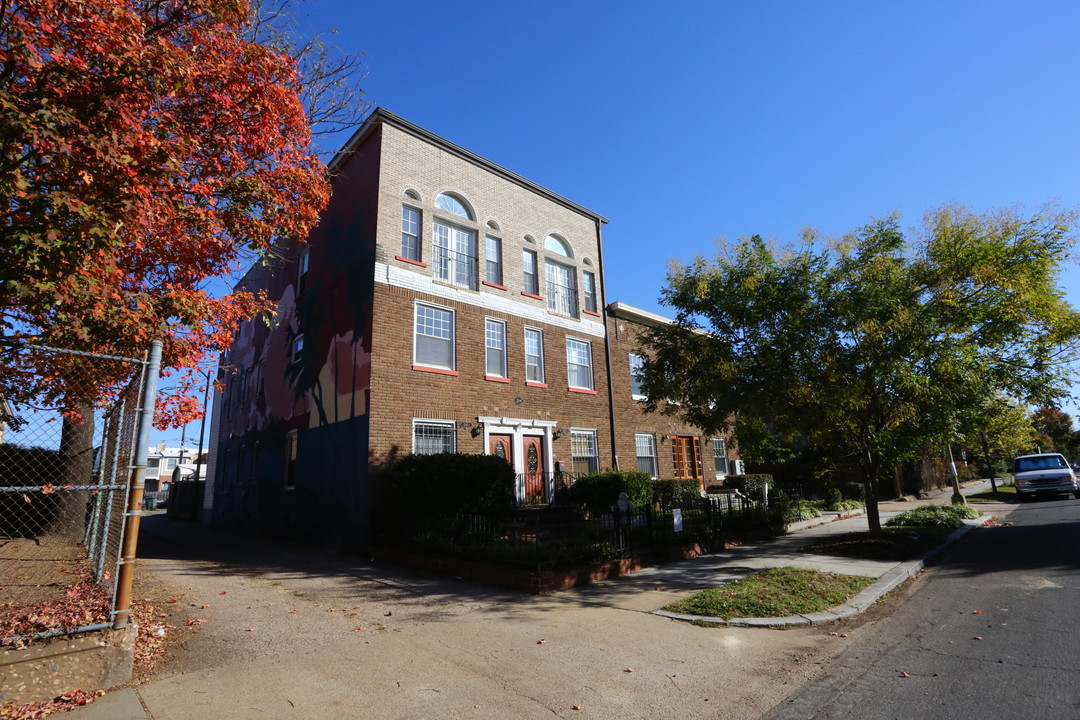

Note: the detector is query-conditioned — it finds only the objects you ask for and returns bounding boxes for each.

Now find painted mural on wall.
[219,262,373,441]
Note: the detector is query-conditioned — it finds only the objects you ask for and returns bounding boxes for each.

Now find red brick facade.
[211,109,729,547]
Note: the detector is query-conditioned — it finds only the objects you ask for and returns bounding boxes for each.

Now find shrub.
[781,496,821,524]
[885,503,980,529]
[563,470,653,512]
[652,478,703,510]
[379,453,515,524]
[724,474,774,503]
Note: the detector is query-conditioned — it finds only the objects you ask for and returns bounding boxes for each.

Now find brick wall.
[605,307,733,486]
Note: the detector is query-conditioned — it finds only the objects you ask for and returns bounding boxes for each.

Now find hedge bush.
[724,474,774,503]
[652,478,703,510]
[379,453,515,523]
[562,470,653,512]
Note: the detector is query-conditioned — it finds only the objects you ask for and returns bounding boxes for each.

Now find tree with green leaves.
[1030,406,1076,457]
[640,205,1080,535]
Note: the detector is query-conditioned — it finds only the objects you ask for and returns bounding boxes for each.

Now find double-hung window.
[485,318,507,379]
[635,434,658,478]
[566,338,593,391]
[582,271,597,313]
[523,250,539,295]
[433,220,477,289]
[401,206,421,261]
[414,303,455,371]
[485,236,503,286]
[629,353,646,399]
[571,429,599,476]
[546,260,578,317]
[712,437,729,478]
[525,327,545,384]
[413,420,455,455]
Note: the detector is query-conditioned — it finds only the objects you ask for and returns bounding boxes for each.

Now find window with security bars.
[712,436,729,478]
[414,304,454,370]
[545,259,578,316]
[414,421,455,455]
[485,319,507,378]
[635,433,658,477]
[525,327,544,383]
[571,429,599,476]
[401,205,421,261]
[433,221,477,289]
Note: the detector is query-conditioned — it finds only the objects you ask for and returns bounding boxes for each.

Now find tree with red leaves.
[0,0,336,427]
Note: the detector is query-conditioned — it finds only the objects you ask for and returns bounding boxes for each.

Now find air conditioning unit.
[731,459,745,475]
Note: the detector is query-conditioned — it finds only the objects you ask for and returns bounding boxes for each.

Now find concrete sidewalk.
[67,481,999,720]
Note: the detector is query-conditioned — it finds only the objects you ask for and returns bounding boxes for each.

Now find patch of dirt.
[799,529,952,561]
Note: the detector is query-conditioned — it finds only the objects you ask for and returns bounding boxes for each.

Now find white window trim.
[485,235,503,286]
[412,418,457,455]
[635,433,658,479]
[485,317,508,378]
[401,204,422,261]
[433,220,478,289]
[629,353,647,400]
[413,301,456,371]
[570,428,599,476]
[566,337,594,391]
[524,326,545,384]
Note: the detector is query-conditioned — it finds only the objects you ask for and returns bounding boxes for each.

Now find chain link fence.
[1,344,152,641]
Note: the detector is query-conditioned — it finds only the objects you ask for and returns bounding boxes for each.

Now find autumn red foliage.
[0,0,331,425]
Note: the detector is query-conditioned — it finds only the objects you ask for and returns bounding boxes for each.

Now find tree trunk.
[46,405,94,541]
[863,477,882,537]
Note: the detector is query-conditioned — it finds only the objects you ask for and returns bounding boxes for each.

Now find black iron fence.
[384,492,783,576]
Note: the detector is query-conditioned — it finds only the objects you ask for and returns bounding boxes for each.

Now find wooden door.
[522,435,546,504]
[489,434,513,465]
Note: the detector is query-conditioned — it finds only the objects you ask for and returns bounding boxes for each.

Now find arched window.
[435,193,473,220]
[544,234,573,258]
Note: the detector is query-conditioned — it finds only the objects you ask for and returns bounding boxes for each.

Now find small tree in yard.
[640,205,1080,536]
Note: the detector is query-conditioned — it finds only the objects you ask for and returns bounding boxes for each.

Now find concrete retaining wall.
[0,625,136,705]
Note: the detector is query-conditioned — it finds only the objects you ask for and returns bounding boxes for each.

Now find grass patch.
[662,567,873,619]
[800,526,955,561]
[966,482,1016,502]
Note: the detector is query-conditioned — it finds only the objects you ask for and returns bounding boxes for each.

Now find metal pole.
[194,370,210,482]
[112,340,162,629]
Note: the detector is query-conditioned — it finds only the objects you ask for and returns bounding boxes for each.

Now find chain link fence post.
[111,340,162,630]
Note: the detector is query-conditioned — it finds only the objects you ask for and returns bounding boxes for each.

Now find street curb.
[653,514,993,627]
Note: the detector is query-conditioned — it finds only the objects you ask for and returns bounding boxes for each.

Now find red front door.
[523,435,546,504]
[489,434,513,466]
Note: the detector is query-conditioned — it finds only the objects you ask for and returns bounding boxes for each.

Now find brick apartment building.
[606,302,737,484]
[207,109,732,549]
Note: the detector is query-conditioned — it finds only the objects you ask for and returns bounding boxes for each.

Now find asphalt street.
[762,495,1080,719]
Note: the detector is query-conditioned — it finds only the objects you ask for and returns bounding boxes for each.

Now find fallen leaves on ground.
[0,689,103,720]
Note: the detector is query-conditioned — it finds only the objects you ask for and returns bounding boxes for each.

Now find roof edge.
[329,108,609,225]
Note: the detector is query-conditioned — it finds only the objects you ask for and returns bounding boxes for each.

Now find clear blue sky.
[171,0,1080,446]
[299,0,1080,314]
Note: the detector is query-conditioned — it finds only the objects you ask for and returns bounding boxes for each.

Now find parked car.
[1011,453,1080,500]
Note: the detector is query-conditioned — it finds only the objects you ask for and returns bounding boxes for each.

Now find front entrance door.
[522,435,546,504]
[489,434,513,466]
